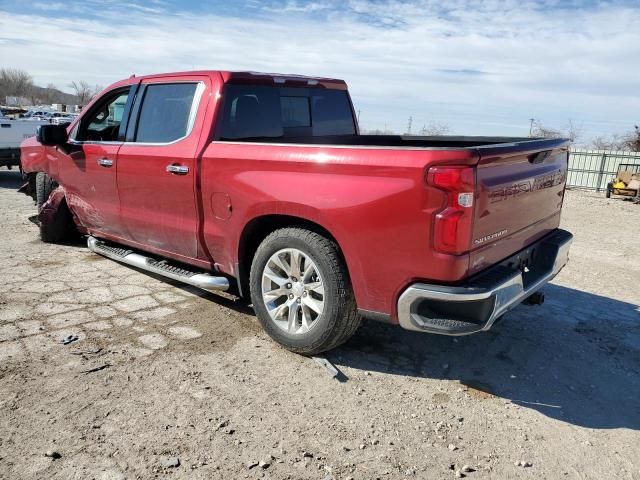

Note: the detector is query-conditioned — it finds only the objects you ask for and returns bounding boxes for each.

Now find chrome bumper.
[397,229,573,335]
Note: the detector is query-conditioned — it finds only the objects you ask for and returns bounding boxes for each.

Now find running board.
[87,236,229,292]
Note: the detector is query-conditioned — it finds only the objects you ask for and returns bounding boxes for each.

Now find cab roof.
[125,70,348,90]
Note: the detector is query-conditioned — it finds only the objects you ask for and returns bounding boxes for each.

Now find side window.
[75,88,130,142]
[218,85,283,140]
[134,83,198,143]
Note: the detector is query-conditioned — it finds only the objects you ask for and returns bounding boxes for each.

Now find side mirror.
[37,124,68,146]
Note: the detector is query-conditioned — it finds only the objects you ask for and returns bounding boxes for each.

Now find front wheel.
[249,228,361,355]
[35,172,75,243]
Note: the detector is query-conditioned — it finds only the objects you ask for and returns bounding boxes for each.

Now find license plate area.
[495,236,560,289]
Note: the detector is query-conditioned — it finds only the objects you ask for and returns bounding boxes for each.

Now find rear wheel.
[249,228,361,355]
[35,172,75,243]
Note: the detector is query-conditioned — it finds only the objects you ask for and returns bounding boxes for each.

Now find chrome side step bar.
[87,236,229,292]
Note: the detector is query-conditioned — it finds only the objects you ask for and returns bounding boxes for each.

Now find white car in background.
[51,113,78,125]
[23,110,52,120]
[0,112,48,169]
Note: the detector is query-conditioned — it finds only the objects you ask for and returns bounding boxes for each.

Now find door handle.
[97,158,113,167]
[166,164,189,175]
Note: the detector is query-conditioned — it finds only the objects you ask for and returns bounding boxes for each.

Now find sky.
[0,0,639,142]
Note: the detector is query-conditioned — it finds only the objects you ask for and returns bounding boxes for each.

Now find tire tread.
[250,227,361,355]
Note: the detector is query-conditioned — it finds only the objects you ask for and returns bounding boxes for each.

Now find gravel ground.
[0,169,639,480]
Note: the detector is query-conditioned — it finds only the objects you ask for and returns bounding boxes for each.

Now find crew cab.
[20,70,572,354]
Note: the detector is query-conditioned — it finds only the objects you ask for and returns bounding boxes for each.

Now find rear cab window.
[216,84,356,140]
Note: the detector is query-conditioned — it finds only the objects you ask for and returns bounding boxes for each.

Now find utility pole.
[407,116,413,135]
[528,118,535,137]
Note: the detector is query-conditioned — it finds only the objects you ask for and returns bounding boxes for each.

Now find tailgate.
[469,138,570,275]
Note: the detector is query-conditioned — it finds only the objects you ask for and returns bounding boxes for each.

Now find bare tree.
[419,122,451,136]
[92,84,104,99]
[625,125,640,151]
[591,134,625,150]
[69,81,103,105]
[44,83,60,104]
[591,126,640,151]
[529,119,582,144]
[27,85,41,106]
[0,68,34,100]
[530,120,562,139]
[363,128,396,135]
[562,119,582,144]
[68,80,93,105]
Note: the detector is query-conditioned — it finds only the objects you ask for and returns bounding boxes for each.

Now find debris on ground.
[215,419,229,431]
[81,364,111,374]
[61,334,79,345]
[159,456,180,468]
[258,455,274,469]
[69,347,102,355]
[44,450,61,459]
[312,356,346,381]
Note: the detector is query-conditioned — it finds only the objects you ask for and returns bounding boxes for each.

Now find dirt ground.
[0,168,639,480]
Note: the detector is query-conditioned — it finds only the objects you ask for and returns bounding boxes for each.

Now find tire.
[249,227,361,355]
[35,172,74,243]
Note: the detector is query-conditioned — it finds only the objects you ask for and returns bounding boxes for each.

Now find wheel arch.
[236,214,347,298]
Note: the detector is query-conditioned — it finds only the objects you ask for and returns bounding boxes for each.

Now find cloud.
[31,2,66,11]
[262,0,333,13]
[0,0,638,140]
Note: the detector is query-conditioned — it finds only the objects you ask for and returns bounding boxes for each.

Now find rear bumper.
[397,229,572,335]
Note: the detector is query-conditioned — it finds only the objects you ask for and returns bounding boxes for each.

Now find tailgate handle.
[528,150,551,164]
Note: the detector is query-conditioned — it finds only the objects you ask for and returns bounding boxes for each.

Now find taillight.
[427,166,475,254]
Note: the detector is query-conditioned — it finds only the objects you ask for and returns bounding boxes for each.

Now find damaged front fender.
[39,186,68,226]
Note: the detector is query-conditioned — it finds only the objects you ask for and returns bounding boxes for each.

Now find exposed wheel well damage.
[38,185,68,225]
[237,215,345,298]
[18,171,39,202]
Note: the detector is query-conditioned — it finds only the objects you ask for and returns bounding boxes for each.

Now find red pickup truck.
[20,70,572,354]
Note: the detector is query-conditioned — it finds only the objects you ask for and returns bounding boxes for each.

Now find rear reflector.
[427,166,475,254]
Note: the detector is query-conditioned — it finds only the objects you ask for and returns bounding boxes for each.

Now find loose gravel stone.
[159,456,180,468]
